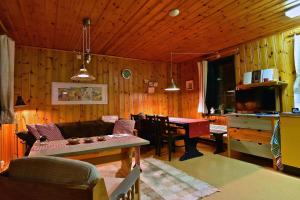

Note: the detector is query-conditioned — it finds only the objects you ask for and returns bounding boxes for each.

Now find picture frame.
[52,82,108,105]
[252,70,262,83]
[185,80,194,90]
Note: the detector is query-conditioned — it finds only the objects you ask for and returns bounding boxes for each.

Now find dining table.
[168,117,210,161]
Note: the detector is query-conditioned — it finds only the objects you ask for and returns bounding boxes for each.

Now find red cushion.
[36,124,64,141]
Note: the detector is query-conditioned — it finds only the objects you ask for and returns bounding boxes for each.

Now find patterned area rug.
[97,158,219,200]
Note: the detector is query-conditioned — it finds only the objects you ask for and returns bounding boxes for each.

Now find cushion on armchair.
[8,156,100,187]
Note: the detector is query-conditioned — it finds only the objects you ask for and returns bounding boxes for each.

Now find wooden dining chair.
[156,116,185,161]
[143,115,157,145]
[130,114,143,135]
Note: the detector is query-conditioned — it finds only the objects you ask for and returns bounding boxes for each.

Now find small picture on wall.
[186,80,194,91]
[148,87,155,94]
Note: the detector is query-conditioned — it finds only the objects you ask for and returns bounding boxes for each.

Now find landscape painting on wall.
[52,82,108,105]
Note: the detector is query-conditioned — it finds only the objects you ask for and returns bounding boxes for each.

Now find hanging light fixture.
[71,18,95,81]
[165,52,180,91]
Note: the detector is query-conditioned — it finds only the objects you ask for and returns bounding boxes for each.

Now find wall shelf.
[236,81,287,90]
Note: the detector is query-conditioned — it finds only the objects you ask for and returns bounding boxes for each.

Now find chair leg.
[172,140,176,153]
[168,137,173,161]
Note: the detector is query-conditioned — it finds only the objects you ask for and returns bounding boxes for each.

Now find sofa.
[17,120,115,156]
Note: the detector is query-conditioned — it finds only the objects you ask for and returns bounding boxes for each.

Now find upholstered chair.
[0,156,140,200]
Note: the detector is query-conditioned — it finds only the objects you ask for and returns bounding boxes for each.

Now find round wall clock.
[121,69,132,79]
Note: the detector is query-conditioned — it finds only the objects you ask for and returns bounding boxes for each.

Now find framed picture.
[148,87,155,94]
[52,82,108,105]
[252,70,262,83]
[186,80,194,90]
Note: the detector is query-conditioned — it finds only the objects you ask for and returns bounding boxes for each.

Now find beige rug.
[97,158,219,200]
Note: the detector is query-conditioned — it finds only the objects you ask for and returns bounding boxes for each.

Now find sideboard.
[226,113,279,169]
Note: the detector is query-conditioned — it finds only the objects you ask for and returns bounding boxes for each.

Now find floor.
[138,142,300,200]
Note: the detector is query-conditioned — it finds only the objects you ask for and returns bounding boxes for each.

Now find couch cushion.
[8,156,100,187]
[101,115,118,123]
[26,124,40,139]
[113,120,135,135]
[55,122,82,139]
[36,124,64,141]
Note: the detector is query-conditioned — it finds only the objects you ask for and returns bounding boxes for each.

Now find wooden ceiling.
[1,0,300,62]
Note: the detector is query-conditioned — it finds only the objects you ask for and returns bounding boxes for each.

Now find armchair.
[0,156,140,200]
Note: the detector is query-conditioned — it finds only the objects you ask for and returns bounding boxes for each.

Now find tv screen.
[235,87,276,113]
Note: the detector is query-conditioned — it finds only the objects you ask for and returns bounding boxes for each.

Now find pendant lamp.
[71,18,95,81]
[165,52,180,91]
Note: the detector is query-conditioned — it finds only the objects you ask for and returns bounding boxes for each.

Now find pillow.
[36,124,64,141]
[26,124,40,139]
[9,156,100,186]
[113,120,135,135]
[101,115,119,123]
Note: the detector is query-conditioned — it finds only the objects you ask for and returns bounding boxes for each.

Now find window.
[205,56,235,114]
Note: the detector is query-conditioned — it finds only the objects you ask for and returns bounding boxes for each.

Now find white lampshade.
[71,65,95,81]
[165,78,180,91]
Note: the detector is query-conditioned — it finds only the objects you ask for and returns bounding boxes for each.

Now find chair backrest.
[145,114,156,121]
[130,114,142,130]
[156,116,170,135]
[109,165,140,200]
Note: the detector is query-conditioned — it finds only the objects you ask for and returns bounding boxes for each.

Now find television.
[235,87,276,113]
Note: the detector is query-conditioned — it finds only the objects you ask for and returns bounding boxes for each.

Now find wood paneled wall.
[236,27,300,112]
[14,46,178,125]
[0,46,179,163]
[177,26,300,122]
[177,59,227,125]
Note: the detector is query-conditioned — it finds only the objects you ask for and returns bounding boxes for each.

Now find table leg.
[134,147,141,166]
[213,133,225,154]
[116,147,133,177]
[179,125,203,161]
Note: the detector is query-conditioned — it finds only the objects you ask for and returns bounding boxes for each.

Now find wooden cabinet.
[227,114,278,168]
[280,113,300,170]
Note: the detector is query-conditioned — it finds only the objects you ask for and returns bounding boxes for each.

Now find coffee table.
[29,134,149,177]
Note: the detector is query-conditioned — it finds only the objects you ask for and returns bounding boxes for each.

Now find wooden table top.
[169,117,209,124]
[29,134,149,157]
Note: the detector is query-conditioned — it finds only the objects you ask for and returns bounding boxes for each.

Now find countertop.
[280,112,300,117]
[225,113,279,118]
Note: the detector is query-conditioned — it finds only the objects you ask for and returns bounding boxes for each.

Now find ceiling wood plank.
[1,0,300,62]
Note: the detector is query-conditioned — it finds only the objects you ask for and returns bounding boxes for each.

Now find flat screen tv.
[235,87,276,113]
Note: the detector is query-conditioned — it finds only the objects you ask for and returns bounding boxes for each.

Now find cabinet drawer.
[230,140,273,159]
[228,128,272,144]
[227,116,273,131]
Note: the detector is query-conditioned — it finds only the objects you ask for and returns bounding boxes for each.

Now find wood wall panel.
[13,46,178,126]
[177,26,300,123]
[237,27,300,112]
[1,0,300,62]
[0,46,179,163]
[177,59,227,125]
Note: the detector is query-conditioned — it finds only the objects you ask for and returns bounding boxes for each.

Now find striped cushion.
[26,124,40,139]
[36,124,64,141]
[113,120,135,135]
